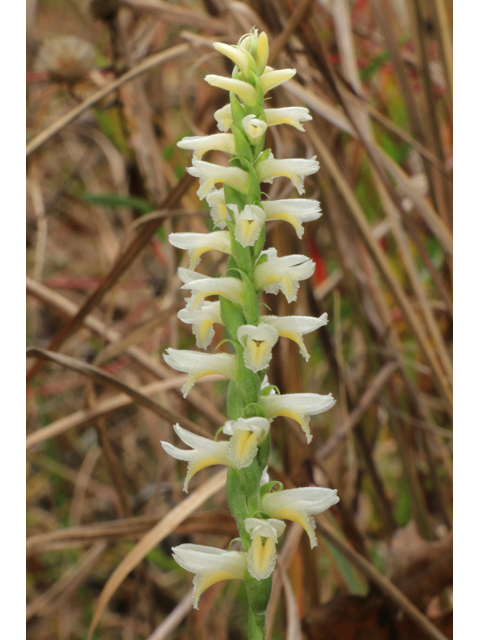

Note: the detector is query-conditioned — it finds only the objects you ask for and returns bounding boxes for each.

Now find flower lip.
[223,416,270,437]
[227,203,266,248]
[224,417,271,469]
[242,114,267,140]
[244,517,286,542]
[237,323,279,372]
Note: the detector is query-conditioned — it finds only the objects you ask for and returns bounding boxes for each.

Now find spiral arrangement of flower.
[162,29,339,640]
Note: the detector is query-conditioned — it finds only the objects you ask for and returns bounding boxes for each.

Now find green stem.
[245,574,272,640]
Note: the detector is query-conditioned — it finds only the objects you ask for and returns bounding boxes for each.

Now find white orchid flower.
[260,487,339,548]
[187,158,249,200]
[242,114,267,141]
[259,68,296,94]
[163,348,236,397]
[172,544,246,609]
[213,42,251,74]
[260,313,328,361]
[178,301,223,349]
[256,154,319,195]
[227,203,266,247]
[253,250,315,302]
[181,274,244,310]
[205,75,257,107]
[264,107,312,131]
[237,323,279,372]
[169,231,231,270]
[244,518,286,580]
[206,188,230,228]
[259,392,336,443]
[223,417,271,468]
[213,104,233,133]
[177,133,235,160]
[262,198,321,238]
[161,424,230,492]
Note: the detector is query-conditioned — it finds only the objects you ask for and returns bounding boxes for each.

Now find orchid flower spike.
[260,487,339,548]
[161,424,230,492]
[244,518,286,580]
[168,28,338,624]
[163,348,236,397]
[223,417,270,468]
[172,544,247,609]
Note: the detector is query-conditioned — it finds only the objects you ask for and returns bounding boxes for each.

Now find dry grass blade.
[87,469,227,639]
[315,519,449,640]
[26,43,190,156]
[308,129,453,416]
[27,511,237,555]
[25,174,194,384]
[277,561,301,640]
[371,144,452,256]
[26,348,212,437]
[27,376,187,450]
[318,361,399,460]
[266,524,303,640]
[123,0,227,34]
[26,277,226,427]
[26,542,106,621]
[145,590,194,640]
[94,302,180,366]
[285,80,354,135]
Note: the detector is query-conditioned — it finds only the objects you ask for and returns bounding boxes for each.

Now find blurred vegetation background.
[26,1,453,638]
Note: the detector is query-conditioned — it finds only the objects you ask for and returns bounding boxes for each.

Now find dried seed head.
[36,36,95,83]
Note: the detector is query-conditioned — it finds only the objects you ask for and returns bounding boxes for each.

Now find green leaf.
[82,192,153,214]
